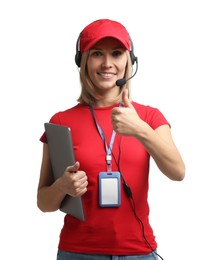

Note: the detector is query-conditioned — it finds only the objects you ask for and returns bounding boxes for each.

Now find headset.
[75,32,137,67]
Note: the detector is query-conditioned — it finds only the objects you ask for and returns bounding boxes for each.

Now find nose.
[101,54,113,68]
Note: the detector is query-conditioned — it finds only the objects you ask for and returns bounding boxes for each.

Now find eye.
[112,50,123,57]
[91,51,102,57]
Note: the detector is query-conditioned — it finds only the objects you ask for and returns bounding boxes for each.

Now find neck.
[95,99,118,107]
[93,85,121,107]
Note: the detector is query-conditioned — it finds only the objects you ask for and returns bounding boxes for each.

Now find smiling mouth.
[97,72,116,79]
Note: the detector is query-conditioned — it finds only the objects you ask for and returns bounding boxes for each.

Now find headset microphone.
[116,57,138,87]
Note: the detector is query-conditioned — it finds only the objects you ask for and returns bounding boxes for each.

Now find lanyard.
[90,105,121,171]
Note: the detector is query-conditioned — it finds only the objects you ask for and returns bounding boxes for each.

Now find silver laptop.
[44,123,85,221]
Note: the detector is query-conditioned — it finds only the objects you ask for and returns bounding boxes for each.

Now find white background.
[1,0,211,259]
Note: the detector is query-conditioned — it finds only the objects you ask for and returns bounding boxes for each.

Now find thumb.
[67,161,80,173]
[122,89,133,108]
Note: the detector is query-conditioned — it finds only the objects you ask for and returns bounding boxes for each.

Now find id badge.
[99,171,121,207]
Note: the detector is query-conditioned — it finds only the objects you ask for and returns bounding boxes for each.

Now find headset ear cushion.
[75,52,81,67]
[130,51,137,65]
[75,32,82,67]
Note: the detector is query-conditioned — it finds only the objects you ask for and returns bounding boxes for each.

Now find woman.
[37,19,185,260]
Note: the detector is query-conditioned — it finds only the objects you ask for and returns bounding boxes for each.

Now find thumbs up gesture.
[111,89,143,136]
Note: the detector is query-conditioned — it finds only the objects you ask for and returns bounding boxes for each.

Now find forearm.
[37,178,66,212]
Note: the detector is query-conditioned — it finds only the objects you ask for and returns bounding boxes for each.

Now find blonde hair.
[77,51,133,105]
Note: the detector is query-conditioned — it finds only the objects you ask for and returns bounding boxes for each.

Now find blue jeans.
[57,250,159,260]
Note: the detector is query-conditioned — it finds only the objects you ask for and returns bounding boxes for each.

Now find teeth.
[99,73,113,78]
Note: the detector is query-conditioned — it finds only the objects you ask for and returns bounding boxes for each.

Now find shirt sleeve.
[146,106,170,130]
[39,112,62,143]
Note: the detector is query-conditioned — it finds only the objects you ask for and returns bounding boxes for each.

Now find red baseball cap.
[79,19,131,53]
